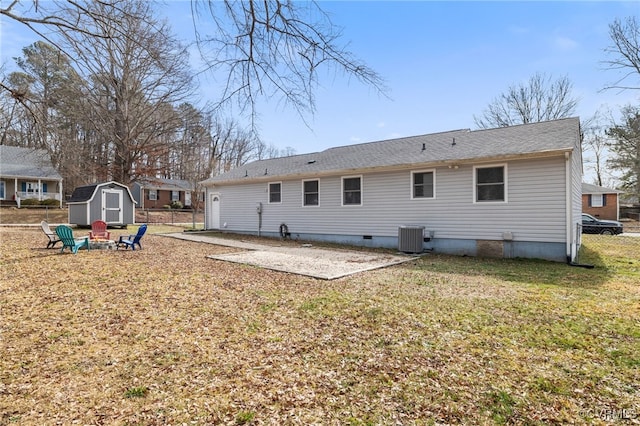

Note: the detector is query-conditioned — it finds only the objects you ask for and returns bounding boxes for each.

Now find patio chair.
[41,220,61,249]
[89,220,111,240]
[117,224,147,251]
[55,224,90,254]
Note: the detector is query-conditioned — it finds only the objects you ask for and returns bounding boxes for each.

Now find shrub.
[40,199,60,206]
[20,198,41,206]
[170,200,183,209]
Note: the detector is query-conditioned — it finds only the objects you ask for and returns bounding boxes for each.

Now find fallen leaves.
[0,228,638,425]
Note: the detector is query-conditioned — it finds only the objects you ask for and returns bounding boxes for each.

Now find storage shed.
[67,181,136,227]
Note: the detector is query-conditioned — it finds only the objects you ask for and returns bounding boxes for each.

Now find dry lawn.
[1,226,639,425]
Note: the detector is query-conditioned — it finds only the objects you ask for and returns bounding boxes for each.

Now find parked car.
[581,213,624,235]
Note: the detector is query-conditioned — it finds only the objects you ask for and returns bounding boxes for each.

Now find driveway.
[164,232,416,280]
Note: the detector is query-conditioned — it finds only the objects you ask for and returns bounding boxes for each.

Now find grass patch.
[124,386,149,399]
[1,228,638,424]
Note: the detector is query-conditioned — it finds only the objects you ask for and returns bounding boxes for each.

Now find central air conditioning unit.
[398,225,425,253]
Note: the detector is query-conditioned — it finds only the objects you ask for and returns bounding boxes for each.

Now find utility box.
[398,225,425,253]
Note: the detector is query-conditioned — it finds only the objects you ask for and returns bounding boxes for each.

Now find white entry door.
[209,193,220,229]
[102,189,123,224]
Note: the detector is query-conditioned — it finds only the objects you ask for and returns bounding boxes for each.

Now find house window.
[269,182,282,203]
[590,194,604,207]
[303,180,319,206]
[342,176,362,206]
[171,191,179,201]
[475,165,506,202]
[412,170,435,199]
[26,182,40,193]
[149,190,157,200]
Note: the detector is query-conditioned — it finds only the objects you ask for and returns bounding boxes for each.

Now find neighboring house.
[130,178,201,210]
[582,183,622,221]
[67,181,136,227]
[200,117,583,263]
[0,145,63,207]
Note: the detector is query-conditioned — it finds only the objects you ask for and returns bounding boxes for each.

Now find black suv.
[581,213,624,235]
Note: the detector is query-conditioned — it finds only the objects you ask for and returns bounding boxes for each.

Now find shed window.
[412,170,435,199]
[342,176,362,205]
[269,182,281,203]
[148,190,157,200]
[303,180,319,206]
[475,165,506,202]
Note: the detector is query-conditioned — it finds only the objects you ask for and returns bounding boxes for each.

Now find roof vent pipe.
[452,138,456,146]
[421,143,426,151]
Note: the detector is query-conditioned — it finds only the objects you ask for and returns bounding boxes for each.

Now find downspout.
[564,151,572,263]
[566,151,594,268]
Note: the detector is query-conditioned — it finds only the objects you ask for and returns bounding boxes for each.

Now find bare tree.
[604,16,640,91]
[58,0,195,184]
[474,72,578,128]
[3,1,385,125]
[582,110,616,187]
[191,0,386,121]
[606,105,640,203]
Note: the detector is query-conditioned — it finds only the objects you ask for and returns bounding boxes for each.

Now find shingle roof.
[202,117,580,185]
[67,181,134,203]
[135,177,193,191]
[582,183,623,194]
[67,183,98,202]
[0,145,62,180]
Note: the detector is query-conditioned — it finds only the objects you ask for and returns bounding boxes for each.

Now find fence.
[136,209,205,227]
[576,220,640,267]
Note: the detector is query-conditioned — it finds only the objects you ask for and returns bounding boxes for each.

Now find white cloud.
[553,36,578,51]
[376,121,386,128]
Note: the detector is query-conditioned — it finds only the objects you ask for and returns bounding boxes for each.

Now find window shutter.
[42,183,47,193]
[588,195,592,207]
[21,182,26,192]
[603,194,607,206]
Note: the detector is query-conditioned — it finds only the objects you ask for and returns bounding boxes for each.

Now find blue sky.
[2,1,640,157]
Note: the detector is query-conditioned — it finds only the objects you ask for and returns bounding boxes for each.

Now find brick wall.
[582,193,618,220]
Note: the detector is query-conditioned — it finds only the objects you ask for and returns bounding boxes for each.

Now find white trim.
[268,181,282,204]
[302,179,320,207]
[473,163,508,203]
[410,169,436,200]
[341,175,363,206]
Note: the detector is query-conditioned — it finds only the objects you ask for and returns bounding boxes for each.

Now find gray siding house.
[0,145,63,207]
[201,118,583,262]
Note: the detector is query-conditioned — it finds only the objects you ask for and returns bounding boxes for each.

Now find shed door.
[102,189,123,224]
